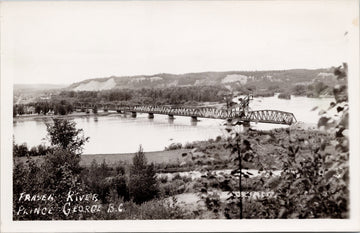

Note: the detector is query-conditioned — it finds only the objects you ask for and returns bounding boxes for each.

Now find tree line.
[13,143,53,157]
[57,86,228,105]
[13,100,74,117]
[14,86,230,117]
[234,80,332,98]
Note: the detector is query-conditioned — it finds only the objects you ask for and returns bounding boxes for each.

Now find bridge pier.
[148,113,154,119]
[131,112,137,118]
[191,116,198,122]
[168,114,174,119]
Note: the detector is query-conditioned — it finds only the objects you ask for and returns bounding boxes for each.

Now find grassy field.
[81,149,192,166]
[16,148,192,166]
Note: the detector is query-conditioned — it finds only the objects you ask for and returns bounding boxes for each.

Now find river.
[13,95,333,154]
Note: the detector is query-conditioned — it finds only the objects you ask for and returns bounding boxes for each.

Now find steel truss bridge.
[74,96,297,125]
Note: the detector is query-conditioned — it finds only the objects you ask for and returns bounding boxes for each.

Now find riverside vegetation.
[13,64,349,219]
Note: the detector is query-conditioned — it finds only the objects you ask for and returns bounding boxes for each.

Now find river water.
[13,95,333,154]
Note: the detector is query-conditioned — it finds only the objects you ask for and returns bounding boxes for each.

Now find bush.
[81,159,128,203]
[159,179,186,197]
[183,142,195,149]
[165,143,182,151]
[13,143,28,157]
[118,198,187,219]
[278,93,291,99]
[158,175,168,184]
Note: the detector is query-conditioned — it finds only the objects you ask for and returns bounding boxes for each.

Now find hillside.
[14,84,68,91]
[67,69,336,92]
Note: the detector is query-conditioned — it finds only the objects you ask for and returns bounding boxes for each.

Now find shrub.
[13,143,28,157]
[121,198,187,219]
[278,93,291,99]
[183,142,195,149]
[158,175,168,184]
[165,143,182,151]
[159,179,186,197]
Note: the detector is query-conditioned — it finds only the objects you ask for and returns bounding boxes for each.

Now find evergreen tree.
[129,146,159,204]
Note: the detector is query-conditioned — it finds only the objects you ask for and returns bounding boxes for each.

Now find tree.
[13,105,17,117]
[56,104,67,115]
[129,146,159,204]
[93,105,98,114]
[13,143,29,157]
[42,103,50,115]
[17,105,25,115]
[46,118,89,155]
[314,81,328,96]
[37,144,50,156]
[292,84,307,96]
[29,146,38,156]
[35,105,42,114]
[66,104,74,114]
[40,119,89,218]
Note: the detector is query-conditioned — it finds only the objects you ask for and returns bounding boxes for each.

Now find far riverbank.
[13,111,118,121]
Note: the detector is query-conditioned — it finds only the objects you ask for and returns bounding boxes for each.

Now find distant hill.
[13,84,69,105]
[67,69,336,92]
[14,84,68,92]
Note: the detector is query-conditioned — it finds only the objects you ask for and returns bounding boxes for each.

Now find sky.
[1,0,358,84]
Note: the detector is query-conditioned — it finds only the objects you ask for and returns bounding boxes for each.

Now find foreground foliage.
[199,64,349,219]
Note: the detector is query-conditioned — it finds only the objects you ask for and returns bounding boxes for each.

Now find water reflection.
[36,119,47,126]
[190,120,198,127]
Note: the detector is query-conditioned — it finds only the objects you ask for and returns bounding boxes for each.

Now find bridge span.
[74,103,297,125]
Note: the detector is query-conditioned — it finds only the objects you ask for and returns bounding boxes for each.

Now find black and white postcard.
[1,0,359,232]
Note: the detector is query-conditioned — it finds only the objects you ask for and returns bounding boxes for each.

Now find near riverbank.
[15,148,193,167]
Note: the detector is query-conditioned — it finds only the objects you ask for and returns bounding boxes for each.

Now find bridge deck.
[75,104,297,125]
